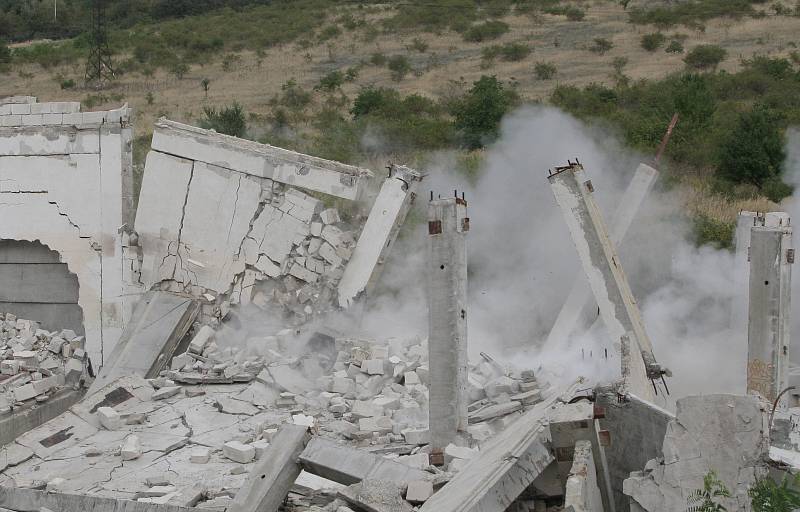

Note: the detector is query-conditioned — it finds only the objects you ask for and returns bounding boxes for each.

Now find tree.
[453,75,517,149]
[387,55,411,81]
[717,104,785,191]
[684,44,726,70]
[201,78,210,98]
[687,470,730,512]
[200,103,247,138]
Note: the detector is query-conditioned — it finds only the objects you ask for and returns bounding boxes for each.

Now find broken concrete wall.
[0,98,138,366]
[564,440,604,512]
[134,119,375,321]
[596,388,673,512]
[623,394,770,512]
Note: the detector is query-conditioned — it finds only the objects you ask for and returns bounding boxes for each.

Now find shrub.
[665,40,684,53]
[60,78,76,90]
[629,0,756,28]
[717,104,785,190]
[316,70,344,92]
[534,61,557,79]
[278,79,312,110]
[318,24,341,42]
[641,32,667,51]
[545,5,586,21]
[482,43,531,63]
[345,67,359,81]
[590,38,614,54]
[687,470,731,511]
[0,42,10,64]
[463,21,510,42]
[146,92,155,105]
[387,55,411,81]
[370,52,387,66]
[453,75,518,149]
[693,215,735,250]
[170,61,189,79]
[200,103,247,138]
[684,44,726,70]
[749,473,800,512]
[409,37,429,53]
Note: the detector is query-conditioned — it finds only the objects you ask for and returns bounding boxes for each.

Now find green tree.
[387,55,411,81]
[749,474,800,512]
[687,470,730,512]
[717,105,786,191]
[200,103,247,138]
[453,75,517,149]
[0,41,10,64]
[684,44,726,70]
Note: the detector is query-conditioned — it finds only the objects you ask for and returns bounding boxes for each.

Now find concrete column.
[545,163,658,351]
[338,165,422,308]
[747,214,793,405]
[427,194,469,449]
[548,162,662,402]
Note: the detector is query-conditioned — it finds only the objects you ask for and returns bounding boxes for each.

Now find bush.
[683,44,727,69]
[318,24,341,42]
[749,473,800,512]
[409,37,429,53]
[200,103,247,138]
[545,5,586,20]
[482,43,531,63]
[278,79,311,110]
[590,38,614,54]
[60,78,76,90]
[387,55,411,81]
[316,70,344,92]
[693,215,734,250]
[629,0,756,28]
[463,20,510,42]
[453,75,518,149]
[665,40,684,53]
[170,61,189,79]
[370,52,387,66]
[641,32,667,51]
[717,104,785,190]
[0,42,10,64]
[534,61,557,79]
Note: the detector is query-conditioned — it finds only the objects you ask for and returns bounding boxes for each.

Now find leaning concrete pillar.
[545,163,658,350]
[747,213,793,405]
[548,162,664,402]
[427,194,469,449]
[338,165,422,308]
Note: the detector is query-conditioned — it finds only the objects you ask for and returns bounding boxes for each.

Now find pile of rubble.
[0,313,88,413]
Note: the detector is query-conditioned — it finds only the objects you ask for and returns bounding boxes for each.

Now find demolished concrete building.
[3,97,800,512]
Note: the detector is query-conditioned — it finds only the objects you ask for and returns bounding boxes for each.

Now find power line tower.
[84,0,115,88]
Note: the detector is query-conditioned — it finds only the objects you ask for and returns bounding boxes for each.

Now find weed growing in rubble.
[200,103,247,138]
[686,470,730,511]
[749,473,800,511]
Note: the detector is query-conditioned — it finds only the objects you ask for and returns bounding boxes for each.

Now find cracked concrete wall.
[623,394,770,512]
[135,119,375,321]
[0,98,137,367]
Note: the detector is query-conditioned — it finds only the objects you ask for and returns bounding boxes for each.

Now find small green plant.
[278,79,312,111]
[463,20,510,42]
[318,24,342,42]
[201,78,211,98]
[0,41,11,64]
[145,92,155,105]
[545,5,586,21]
[345,67,359,81]
[200,103,247,138]
[535,61,557,80]
[409,37,429,53]
[590,38,614,54]
[387,55,411,81]
[482,43,531,64]
[684,44,726,70]
[641,32,667,51]
[170,61,189,80]
[316,70,344,92]
[749,473,800,511]
[666,40,685,53]
[686,470,731,511]
[370,52,387,66]
[60,78,76,90]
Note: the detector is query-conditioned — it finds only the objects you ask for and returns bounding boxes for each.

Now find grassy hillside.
[2,0,799,246]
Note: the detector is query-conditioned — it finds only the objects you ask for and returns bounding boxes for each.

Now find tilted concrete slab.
[89,292,200,395]
[0,388,85,446]
[564,441,604,512]
[151,119,372,200]
[338,165,422,308]
[299,437,431,486]
[0,486,193,512]
[420,380,582,512]
[229,424,310,512]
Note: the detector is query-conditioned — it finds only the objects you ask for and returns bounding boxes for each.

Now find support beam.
[548,163,662,402]
[420,380,582,512]
[229,424,310,512]
[298,437,430,486]
[338,165,422,308]
[0,486,192,512]
[427,195,469,449]
[747,214,793,405]
[545,163,658,350]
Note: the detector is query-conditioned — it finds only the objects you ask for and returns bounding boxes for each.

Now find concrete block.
[359,416,393,434]
[223,441,256,463]
[402,428,431,446]
[65,358,83,384]
[97,406,122,430]
[190,447,211,464]
[320,208,341,224]
[252,439,270,458]
[404,371,420,386]
[121,435,142,460]
[1,359,20,375]
[406,480,434,504]
[13,383,39,402]
[152,386,182,400]
[444,444,479,465]
[484,376,520,399]
[189,325,215,354]
[362,359,385,375]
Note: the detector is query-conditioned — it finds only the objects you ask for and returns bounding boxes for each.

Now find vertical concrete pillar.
[427,194,469,449]
[747,214,793,405]
[548,162,662,402]
[545,163,658,351]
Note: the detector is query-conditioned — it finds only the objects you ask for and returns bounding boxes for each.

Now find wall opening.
[0,239,85,335]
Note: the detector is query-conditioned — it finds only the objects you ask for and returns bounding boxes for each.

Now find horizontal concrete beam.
[151,119,372,200]
[0,388,84,446]
[299,437,430,486]
[0,486,193,512]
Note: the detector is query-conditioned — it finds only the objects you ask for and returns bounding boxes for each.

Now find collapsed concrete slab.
[623,394,770,511]
[564,440,604,512]
[0,99,139,365]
